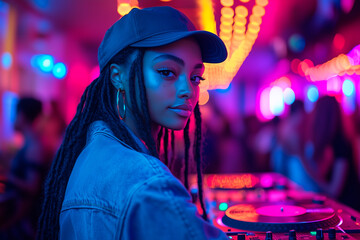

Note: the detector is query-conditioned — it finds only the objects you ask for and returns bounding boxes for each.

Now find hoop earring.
[117,89,126,120]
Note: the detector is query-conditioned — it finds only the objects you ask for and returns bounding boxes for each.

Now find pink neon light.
[259,87,273,120]
[327,76,342,94]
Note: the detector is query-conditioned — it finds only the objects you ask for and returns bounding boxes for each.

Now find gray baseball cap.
[98,6,228,71]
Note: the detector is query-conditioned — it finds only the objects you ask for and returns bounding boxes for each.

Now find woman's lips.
[169,104,192,118]
[169,108,192,117]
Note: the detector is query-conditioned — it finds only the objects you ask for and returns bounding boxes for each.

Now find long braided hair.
[38,47,206,239]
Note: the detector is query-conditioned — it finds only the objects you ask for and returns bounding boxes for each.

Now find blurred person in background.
[0,97,51,240]
[271,100,307,177]
[39,100,67,162]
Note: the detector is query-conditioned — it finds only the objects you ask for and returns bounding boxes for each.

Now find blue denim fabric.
[60,121,227,239]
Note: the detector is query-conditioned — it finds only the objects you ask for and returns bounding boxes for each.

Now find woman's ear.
[110,63,126,90]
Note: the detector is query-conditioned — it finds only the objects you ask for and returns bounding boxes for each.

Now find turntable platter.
[222,203,341,232]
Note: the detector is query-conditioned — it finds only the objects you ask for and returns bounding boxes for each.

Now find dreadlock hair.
[163,128,169,165]
[157,126,164,151]
[171,130,175,162]
[37,47,158,239]
[193,103,207,221]
[183,119,191,190]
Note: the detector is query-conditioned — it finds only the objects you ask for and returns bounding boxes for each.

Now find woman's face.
[143,38,204,130]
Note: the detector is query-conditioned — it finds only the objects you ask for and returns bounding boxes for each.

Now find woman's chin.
[162,119,189,131]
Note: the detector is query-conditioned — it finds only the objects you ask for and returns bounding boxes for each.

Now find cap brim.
[130,31,228,63]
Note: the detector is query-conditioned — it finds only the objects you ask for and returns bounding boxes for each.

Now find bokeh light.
[307,85,319,103]
[269,86,284,116]
[219,202,229,211]
[259,87,273,120]
[117,3,132,16]
[342,79,355,96]
[289,34,306,53]
[283,88,295,105]
[52,62,67,79]
[38,54,54,72]
[1,52,12,69]
[333,33,345,50]
[327,76,342,94]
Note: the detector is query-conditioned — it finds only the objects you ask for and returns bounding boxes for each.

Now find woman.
[38,6,228,240]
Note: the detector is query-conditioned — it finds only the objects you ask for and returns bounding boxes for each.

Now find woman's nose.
[177,75,194,99]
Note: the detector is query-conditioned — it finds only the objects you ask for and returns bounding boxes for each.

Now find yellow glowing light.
[248,23,260,33]
[221,0,234,7]
[196,0,267,97]
[253,5,265,17]
[206,174,259,189]
[197,0,217,34]
[220,34,232,41]
[232,34,245,40]
[220,16,234,25]
[235,6,248,17]
[221,7,235,18]
[160,0,172,2]
[199,91,210,105]
[256,0,269,7]
[220,24,233,33]
[117,3,132,16]
[246,32,258,40]
[234,16,247,26]
[234,25,246,33]
[250,15,262,25]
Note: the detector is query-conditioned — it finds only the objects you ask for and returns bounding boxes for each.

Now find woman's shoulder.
[62,128,170,213]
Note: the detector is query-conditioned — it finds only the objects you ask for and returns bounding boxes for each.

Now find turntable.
[192,173,360,239]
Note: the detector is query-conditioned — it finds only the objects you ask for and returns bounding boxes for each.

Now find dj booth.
[191,173,360,240]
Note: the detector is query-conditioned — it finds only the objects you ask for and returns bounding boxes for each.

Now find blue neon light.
[283,88,295,105]
[342,79,355,97]
[1,52,12,69]
[52,62,67,79]
[307,86,319,103]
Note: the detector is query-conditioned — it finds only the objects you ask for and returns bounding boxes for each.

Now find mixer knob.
[237,233,246,240]
[328,227,336,239]
[316,228,324,240]
[265,231,272,240]
[289,229,296,240]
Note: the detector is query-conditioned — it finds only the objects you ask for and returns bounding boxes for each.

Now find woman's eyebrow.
[152,54,204,69]
[153,54,185,66]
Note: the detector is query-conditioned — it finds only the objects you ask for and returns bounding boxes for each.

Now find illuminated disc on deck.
[256,205,306,217]
[222,203,340,232]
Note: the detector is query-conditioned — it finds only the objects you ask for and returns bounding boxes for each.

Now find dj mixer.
[192,173,360,240]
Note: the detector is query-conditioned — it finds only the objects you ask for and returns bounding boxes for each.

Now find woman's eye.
[191,76,205,86]
[157,69,175,78]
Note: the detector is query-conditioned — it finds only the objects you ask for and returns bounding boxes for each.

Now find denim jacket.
[60,121,227,239]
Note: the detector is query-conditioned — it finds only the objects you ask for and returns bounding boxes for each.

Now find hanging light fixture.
[198,0,268,104]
